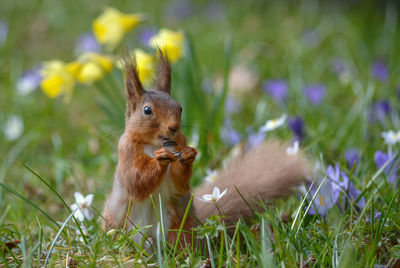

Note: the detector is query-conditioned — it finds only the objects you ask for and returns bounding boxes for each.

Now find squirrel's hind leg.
[166,206,198,249]
[102,179,130,231]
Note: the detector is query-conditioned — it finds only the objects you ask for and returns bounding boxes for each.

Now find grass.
[1,0,400,266]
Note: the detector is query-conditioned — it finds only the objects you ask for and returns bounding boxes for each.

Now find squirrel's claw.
[154,147,177,166]
[179,147,197,164]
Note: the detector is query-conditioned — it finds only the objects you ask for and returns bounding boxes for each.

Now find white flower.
[381,130,400,146]
[260,114,287,132]
[286,140,299,156]
[204,169,218,183]
[3,115,24,141]
[76,224,89,242]
[71,192,94,222]
[198,187,227,203]
[17,79,36,95]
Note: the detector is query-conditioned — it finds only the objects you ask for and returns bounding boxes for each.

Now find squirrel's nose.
[169,125,180,134]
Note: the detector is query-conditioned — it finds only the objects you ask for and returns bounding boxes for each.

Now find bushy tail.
[192,140,311,225]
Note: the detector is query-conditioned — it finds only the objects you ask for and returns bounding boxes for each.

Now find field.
[1,0,400,267]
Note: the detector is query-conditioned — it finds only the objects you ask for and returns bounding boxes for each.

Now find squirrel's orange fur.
[102,52,311,246]
[102,52,196,242]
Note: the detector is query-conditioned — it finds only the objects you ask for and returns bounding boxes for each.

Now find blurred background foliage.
[1,0,400,251]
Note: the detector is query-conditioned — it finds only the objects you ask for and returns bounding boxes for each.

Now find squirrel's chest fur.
[117,144,178,239]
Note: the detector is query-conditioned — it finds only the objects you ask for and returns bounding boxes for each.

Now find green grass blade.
[291,181,314,230]
[296,176,328,235]
[345,181,386,244]
[355,154,396,203]
[217,230,225,268]
[173,194,194,256]
[23,165,89,245]
[0,133,35,202]
[44,208,76,267]
[158,193,167,243]
[206,234,216,268]
[156,222,164,268]
[260,218,275,268]
[210,36,233,143]
[23,165,70,211]
[234,185,257,218]
[0,182,60,228]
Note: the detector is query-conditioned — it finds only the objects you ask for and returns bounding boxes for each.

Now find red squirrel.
[102,51,311,244]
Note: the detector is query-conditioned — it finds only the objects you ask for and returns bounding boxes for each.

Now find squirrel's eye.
[143,106,152,115]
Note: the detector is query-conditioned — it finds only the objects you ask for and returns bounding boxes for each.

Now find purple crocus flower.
[344,149,360,170]
[138,27,158,46]
[369,100,391,124]
[329,165,365,208]
[371,61,389,82]
[221,119,241,146]
[0,20,8,46]
[262,79,288,103]
[348,181,365,208]
[307,179,340,216]
[16,66,42,95]
[327,163,349,191]
[246,129,266,150]
[304,84,326,106]
[75,33,101,54]
[221,127,241,146]
[374,211,382,220]
[288,117,305,141]
[225,94,240,115]
[374,151,398,184]
[366,212,382,223]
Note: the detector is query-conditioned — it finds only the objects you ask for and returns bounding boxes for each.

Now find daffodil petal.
[40,60,76,98]
[149,28,184,63]
[77,62,103,83]
[40,76,63,98]
[92,7,144,50]
[134,49,155,85]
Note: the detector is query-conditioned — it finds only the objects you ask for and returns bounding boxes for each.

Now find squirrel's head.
[123,51,182,146]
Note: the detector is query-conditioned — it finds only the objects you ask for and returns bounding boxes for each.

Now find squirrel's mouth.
[158,135,170,142]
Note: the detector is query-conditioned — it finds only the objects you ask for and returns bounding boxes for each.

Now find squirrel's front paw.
[179,147,197,165]
[155,147,177,166]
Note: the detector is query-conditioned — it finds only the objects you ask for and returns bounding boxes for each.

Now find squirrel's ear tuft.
[123,55,144,105]
[155,49,171,95]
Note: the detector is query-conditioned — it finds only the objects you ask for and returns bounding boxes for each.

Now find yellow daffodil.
[149,28,184,63]
[73,53,113,84]
[115,50,154,85]
[93,7,145,50]
[134,49,155,85]
[40,61,76,98]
